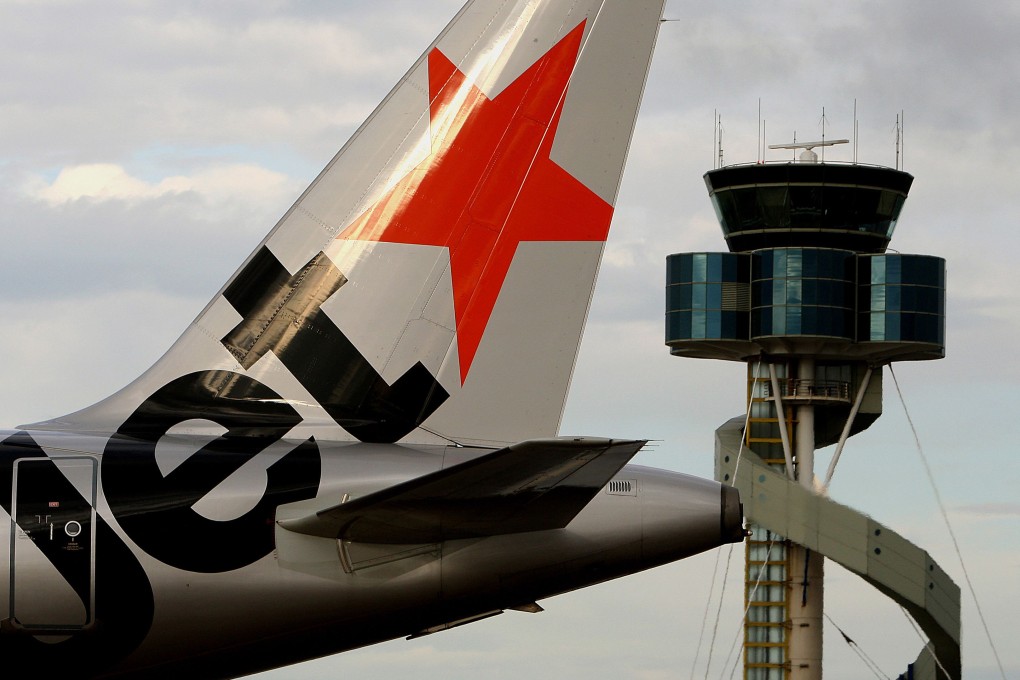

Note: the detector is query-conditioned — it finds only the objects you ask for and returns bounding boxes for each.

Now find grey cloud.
[957,503,1020,517]
[0,175,292,301]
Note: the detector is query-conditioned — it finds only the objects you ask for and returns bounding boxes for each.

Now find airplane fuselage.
[1,430,741,678]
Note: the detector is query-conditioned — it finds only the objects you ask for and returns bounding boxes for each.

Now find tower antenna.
[716,113,724,169]
[757,98,763,163]
[853,99,859,164]
[895,113,901,170]
[819,106,828,161]
[714,108,722,169]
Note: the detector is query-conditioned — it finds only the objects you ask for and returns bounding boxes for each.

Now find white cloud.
[24,162,295,208]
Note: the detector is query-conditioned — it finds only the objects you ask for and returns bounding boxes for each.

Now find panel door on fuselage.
[10,456,97,631]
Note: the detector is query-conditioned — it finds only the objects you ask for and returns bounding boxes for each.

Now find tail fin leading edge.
[32,0,667,446]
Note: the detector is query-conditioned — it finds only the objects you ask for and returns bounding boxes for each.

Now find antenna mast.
[757,99,763,163]
[895,112,901,170]
[853,99,859,164]
[716,112,724,169]
[820,106,826,161]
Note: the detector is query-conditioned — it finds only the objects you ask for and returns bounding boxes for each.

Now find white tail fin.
[32,0,666,446]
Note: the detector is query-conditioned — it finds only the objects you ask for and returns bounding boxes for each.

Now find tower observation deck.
[666,146,958,679]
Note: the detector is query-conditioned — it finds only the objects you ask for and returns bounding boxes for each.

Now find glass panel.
[692,283,707,309]
[773,249,787,275]
[786,279,802,305]
[871,285,886,312]
[917,286,939,313]
[802,249,818,278]
[691,310,707,338]
[868,312,884,341]
[732,188,761,228]
[666,312,691,340]
[721,312,734,338]
[707,253,722,281]
[757,186,790,226]
[801,279,817,305]
[707,284,722,310]
[870,256,885,285]
[886,312,900,338]
[886,256,903,284]
[785,249,803,277]
[710,194,730,232]
[789,185,823,227]
[786,307,801,334]
[707,310,722,338]
[666,254,687,283]
[692,253,707,281]
[772,278,786,303]
[801,306,817,333]
[885,283,901,309]
[772,307,786,335]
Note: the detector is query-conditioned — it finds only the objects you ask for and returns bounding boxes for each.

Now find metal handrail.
[764,379,850,402]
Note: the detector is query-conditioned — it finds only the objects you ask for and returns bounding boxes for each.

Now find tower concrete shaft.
[789,357,822,679]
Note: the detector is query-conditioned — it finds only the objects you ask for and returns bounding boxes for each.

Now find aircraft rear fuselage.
[0,431,740,678]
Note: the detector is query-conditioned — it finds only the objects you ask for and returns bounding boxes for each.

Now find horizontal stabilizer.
[279,437,646,543]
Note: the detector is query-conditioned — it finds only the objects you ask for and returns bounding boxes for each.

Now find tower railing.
[762,379,851,404]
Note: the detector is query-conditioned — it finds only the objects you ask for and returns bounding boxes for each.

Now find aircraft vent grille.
[605,480,637,496]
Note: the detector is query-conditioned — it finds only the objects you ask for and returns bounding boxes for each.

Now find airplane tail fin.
[31,0,667,446]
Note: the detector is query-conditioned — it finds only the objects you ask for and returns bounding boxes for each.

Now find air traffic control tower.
[666,140,960,679]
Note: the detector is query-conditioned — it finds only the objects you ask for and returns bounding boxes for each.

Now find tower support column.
[787,543,823,678]
[789,358,822,680]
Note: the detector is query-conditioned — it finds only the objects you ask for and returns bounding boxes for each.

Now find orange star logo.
[338,22,613,383]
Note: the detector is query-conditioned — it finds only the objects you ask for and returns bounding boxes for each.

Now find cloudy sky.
[1,0,1017,678]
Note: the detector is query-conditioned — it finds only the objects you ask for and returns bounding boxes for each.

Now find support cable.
[690,546,724,679]
[900,606,952,680]
[823,612,890,680]
[722,539,776,680]
[702,542,735,680]
[889,366,1007,680]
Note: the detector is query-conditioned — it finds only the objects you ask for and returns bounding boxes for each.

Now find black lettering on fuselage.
[102,370,321,573]
[220,247,449,443]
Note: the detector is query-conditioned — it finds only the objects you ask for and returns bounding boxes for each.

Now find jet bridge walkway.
[715,417,961,680]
